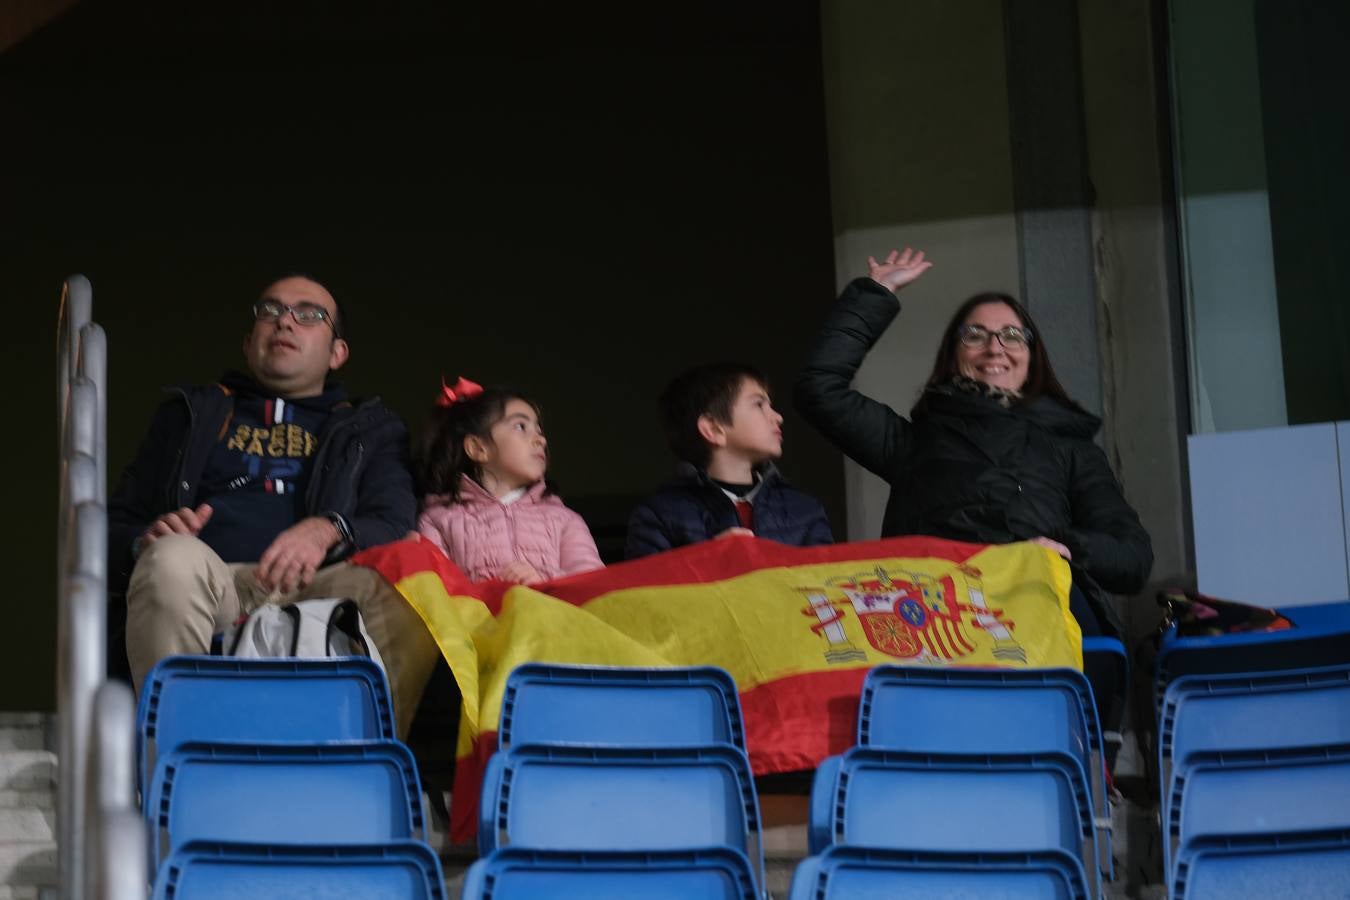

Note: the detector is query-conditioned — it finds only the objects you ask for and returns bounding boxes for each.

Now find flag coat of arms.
[354,533,1081,840]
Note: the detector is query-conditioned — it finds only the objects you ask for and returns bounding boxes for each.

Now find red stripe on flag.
[353,535,992,615]
[545,535,989,604]
[928,625,949,659]
[950,617,976,653]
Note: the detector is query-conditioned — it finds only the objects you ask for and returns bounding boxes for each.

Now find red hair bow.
[436,375,484,408]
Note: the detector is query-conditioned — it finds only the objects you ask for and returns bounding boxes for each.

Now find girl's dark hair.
[913,292,1084,416]
[416,386,549,500]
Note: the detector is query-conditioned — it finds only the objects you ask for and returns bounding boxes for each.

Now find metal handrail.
[85,682,142,900]
[56,275,123,900]
[77,325,107,506]
[93,811,146,900]
[57,276,91,436]
[58,568,104,900]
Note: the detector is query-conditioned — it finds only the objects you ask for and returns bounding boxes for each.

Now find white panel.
[1190,424,1348,605]
[1339,422,1350,595]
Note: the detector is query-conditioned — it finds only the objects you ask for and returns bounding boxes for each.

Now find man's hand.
[498,560,543,585]
[714,527,754,540]
[867,247,933,294]
[254,516,341,594]
[1030,536,1073,560]
[141,503,214,546]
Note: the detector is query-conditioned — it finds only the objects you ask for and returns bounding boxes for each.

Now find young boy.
[625,362,834,559]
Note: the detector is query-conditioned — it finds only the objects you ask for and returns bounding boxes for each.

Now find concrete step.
[0,754,55,795]
[0,738,59,895]
[0,796,51,814]
[0,843,56,894]
[0,717,47,755]
[0,886,47,900]
[0,810,52,846]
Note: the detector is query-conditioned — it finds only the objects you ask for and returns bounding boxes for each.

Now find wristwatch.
[324,511,355,552]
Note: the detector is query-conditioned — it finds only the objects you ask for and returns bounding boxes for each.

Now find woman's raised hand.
[867,247,932,294]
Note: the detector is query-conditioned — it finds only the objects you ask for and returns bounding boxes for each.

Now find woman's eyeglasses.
[957,323,1033,350]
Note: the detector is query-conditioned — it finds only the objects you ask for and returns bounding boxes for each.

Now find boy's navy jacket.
[625,463,833,559]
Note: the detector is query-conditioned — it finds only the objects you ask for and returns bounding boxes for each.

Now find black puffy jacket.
[795,278,1152,636]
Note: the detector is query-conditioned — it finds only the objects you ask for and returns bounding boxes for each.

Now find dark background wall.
[1,0,842,710]
[1255,0,1350,426]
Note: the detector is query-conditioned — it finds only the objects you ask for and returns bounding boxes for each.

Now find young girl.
[416,377,603,584]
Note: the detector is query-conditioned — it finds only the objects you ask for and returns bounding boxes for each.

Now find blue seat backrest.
[1166,743,1350,881]
[144,740,423,873]
[1172,830,1350,900]
[788,846,1090,900]
[816,747,1099,898]
[498,663,745,751]
[460,846,760,900]
[859,665,1112,878]
[1154,601,1350,711]
[477,742,764,893]
[859,666,1096,761]
[1160,663,1350,783]
[137,656,394,789]
[152,839,445,900]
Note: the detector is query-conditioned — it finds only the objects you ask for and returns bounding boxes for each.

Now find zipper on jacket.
[304,401,374,513]
[345,440,365,539]
[167,387,194,509]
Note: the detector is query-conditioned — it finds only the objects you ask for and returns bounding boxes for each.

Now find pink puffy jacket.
[417,476,603,583]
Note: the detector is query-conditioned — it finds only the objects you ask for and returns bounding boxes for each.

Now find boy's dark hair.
[416,385,550,501]
[658,362,768,467]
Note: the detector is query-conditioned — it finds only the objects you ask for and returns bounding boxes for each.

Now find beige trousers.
[126,534,439,738]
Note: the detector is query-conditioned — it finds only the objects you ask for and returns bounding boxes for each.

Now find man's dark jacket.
[108,374,416,597]
[625,463,833,559]
[794,277,1152,637]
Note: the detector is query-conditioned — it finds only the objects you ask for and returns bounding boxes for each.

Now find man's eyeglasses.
[957,323,1033,350]
[252,299,339,336]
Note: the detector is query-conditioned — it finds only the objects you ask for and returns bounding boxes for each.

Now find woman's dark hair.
[416,385,549,500]
[914,292,1083,415]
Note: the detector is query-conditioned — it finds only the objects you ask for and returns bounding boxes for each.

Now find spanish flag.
[354,535,1081,841]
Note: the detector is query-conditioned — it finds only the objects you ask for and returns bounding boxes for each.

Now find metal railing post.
[57,275,125,900]
[77,325,107,504]
[85,682,138,900]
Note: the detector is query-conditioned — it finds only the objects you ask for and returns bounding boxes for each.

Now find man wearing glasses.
[109,275,437,735]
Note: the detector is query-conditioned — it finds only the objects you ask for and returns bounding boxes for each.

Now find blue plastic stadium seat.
[1158,663,1350,812]
[1081,635,1129,733]
[152,840,446,900]
[1154,600,1350,711]
[808,747,1100,898]
[499,663,745,751]
[1172,829,1350,900]
[858,665,1112,876]
[1165,743,1350,881]
[788,847,1090,900]
[144,740,424,872]
[460,847,760,900]
[477,743,765,892]
[137,655,394,789]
